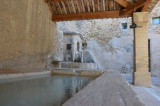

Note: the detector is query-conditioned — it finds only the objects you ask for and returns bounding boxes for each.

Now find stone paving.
[63,71,145,106]
[122,74,160,106]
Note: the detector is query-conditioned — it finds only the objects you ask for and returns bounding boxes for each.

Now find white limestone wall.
[148,1,160,77]
[149,34,160,77]
[72,35,82,62]
[56,18,134,73]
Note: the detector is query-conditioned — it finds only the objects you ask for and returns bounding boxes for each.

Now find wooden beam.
[87,1,90,12]
[92,0,95,12]
[71,0,76,13]
[67,1,71,14]
[97,0,100,11]
[57,2,63,14]
[47,0,68,3]
[52,3,58,15]
[120,0,146,16]
[103,0,105,11]
[106,0,108,11]
[68,0,74,13]
[47,3,54,15]
[52,11,132,21]
[76,0,81,13]
[81,0,86,12]
[141,0,152,12]
[61,1,67,14]
[115,0,131,7]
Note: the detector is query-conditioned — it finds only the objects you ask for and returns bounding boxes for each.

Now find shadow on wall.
[0,0,56,69]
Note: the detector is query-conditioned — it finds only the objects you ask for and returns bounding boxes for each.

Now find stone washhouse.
[0,0,160,106]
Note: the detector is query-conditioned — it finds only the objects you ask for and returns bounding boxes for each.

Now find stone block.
[134,72,151,87]
[133,12,149,23]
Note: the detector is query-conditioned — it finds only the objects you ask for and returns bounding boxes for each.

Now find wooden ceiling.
[46,0,153,21]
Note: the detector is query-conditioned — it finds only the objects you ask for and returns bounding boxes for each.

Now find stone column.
[133,12,151,88]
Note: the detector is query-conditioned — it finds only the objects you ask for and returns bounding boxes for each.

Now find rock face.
[56,1,160,75]
[0,0,56,68]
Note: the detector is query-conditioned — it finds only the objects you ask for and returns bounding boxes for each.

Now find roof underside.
[46,0,159,21]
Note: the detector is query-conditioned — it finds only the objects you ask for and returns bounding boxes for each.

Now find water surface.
[0,75,96,106]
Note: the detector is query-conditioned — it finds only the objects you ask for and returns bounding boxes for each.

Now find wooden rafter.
[92,0,95,12]
[47,0,68,3]
[97,0,100,11]
[87,1,90,12]
[141,0,152,12]
[103,0,105,11]
[67,1,71,14]
[71,0,76,13]
[61,1,67,14]
[81,0,86,12]
[115,0,131,7]
[120,0,146,16]
[57,2,63,14]
[46,0,153,21]
[47,3,54,14]
[76,0,81,13]
[52,11,132,21]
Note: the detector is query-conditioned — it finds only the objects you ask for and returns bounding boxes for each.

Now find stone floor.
[63,71,145,106]
[122,74,160,106]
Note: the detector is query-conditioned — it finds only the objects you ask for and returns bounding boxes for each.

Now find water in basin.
[0,75,96,106]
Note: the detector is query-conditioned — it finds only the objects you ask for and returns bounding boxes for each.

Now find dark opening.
[77,42,80,51]
[148,39,151,72]
[122,23,128,29]
[67,44,71,50]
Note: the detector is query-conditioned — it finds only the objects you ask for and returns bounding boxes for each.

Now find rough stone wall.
[148,1,160,77]
[0,0,56,69]
[57,18,134,73]
[148,1,160,34]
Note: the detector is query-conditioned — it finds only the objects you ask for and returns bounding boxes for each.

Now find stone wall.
[0,0,56,69]
[56,1,160,75]
[148,1,160,77]
[148,1,160,34]
[57,18,134,73]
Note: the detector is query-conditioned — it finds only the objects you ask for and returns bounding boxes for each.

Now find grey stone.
[124,44,133,53]
[63,72,145,106]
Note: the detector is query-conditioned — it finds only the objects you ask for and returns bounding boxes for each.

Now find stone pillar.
[133,12,151,88]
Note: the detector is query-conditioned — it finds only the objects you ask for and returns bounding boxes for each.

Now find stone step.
[53,62,98,69]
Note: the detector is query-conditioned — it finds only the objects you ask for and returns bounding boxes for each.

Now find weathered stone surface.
[63,72,145,106]
[0,0,56,68]
[132,85,160,106]
[134,72,151,87]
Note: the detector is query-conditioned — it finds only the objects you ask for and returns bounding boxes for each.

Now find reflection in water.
[0,75,96,106]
